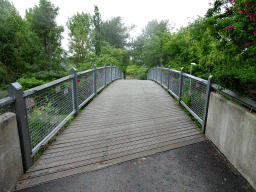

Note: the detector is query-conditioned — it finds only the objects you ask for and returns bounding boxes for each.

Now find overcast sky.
[10,0,214,51]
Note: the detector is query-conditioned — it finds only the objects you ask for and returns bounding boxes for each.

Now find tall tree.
[67,12,92,64]
[131,19,169,67]
[0,0,30,85]
[26,0,64,71]
[142,19,169,39]
[93,5,103,57]
[102,16,134,49]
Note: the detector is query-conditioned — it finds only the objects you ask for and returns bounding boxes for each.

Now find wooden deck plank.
[17,80,206,190]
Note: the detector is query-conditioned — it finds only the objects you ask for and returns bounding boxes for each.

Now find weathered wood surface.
[17,80,205,189]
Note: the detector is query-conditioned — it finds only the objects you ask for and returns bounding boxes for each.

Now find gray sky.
[10,0,213,51]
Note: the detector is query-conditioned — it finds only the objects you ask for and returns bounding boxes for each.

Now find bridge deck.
[17,80,205,189]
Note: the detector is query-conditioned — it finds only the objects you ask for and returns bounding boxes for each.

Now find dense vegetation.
[0,0,255,99]
[131,0,256,99]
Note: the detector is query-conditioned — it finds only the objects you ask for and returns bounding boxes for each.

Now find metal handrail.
[212,84,256,111]
[1,64,123,172]
[0,95,15,109]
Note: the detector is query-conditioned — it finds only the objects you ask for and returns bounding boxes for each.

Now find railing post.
[202,75,213,133]
[104,64,107,88]
[93,64,97,97]
[71,68,79,118]
[154,68,156,81]
[8,82,32,172]
[115,65,117,80]
[152,68,154,81]
[110,64,112,82]
[156,67,158,81]
[168,65,171,91]
[179,67,185,103]
[161,65,163,86]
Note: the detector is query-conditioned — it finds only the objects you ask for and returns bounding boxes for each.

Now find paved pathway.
[16,80,205,190]
[15,141,255,192]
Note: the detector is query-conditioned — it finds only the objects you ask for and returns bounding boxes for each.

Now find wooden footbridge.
[16,80,205,189]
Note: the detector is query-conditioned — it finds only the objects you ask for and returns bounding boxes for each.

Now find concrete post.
[8,82,32,172]
[70,68,79,117]
[0,113,23,191]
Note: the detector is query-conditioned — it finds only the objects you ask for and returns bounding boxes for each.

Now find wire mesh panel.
[106,67,111,84]
[169,70,181,98]
[156,68,160,83]
[153,69,156,81]
[96,68,105,91]
[118,68,121,79]
[162,69,169,88]
[25,79,74,150]
[112,67,115,80]
[148,69,152,80]
[77,71,94,108]
[181,75,207,121]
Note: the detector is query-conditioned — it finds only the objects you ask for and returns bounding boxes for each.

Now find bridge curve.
[17,79,205,189]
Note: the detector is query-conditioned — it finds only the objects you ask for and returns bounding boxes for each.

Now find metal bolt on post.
[179,67,185,103]
[71,68,79,118]
[8,82,32,172]
[202,75,213,133]
[93,64,97,98]
[168,65,171,91]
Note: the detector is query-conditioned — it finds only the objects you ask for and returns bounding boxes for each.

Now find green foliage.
[102,16,135,49]
[93,5,103,57]
[131,19,170,67]
[67,12,92,64]
[17,77,48,90]
[26,0,64,72]
[28,97,57,147]
[126,65,149,79]
[132,2,255,99]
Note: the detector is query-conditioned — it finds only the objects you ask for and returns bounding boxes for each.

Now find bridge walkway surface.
[16,79,205,189]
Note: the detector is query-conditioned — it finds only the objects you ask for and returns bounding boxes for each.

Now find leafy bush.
[29,71,68,82]
[126,65,149,79]
[18,77,48,91]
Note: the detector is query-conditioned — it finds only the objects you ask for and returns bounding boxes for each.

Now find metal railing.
[0,64,123,172]
[148,66,212,133]
[148,65,256,132]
